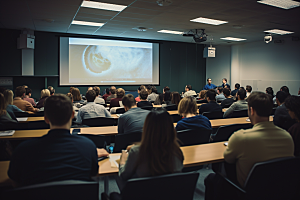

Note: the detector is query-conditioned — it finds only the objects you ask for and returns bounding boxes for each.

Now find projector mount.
[183,29,208,43]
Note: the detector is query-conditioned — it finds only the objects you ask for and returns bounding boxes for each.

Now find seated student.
[106,87,117,103]
[118,108,184,188]
[273,91,296,131]
[223,87,248,118]
[3,90,24,120]
[221,88,234,108]
[266,86,276,104]
[163,90,172,106]
[102,88,111,102]
[154,93,164,105]
[215,87,226,102]
[230,83,240,97]
[205,92,294,199]
[171,92,181,106]
[285,95,300,157]
[245,85,252,99]
[182,84,197,97]
[0,93,17,125]
[147,87,159,102]
[135,85,146,102]
[93,86,105,104]
[118,94,150,134]
[36,89,51,109]
[176,96,211,131]
[66,93,79,119]
[76,90,111,124]
[8,94,109,186]
[137,89,153,108]
[280,86,290,95]
[221,78,230,89]
[23,88,36,107]
[47,86,55,96]
[198,90,208,103]
[163,86,170,94]
[71,88,85,104]
[203,78,217,90]
[110,88,125,108]
[13,86,38,113]
[198,89,222,114]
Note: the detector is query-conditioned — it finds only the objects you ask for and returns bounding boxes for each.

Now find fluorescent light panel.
[72,20,104,27]
[190,17,228,25]
[157,30,183,35]
[81,1,127,11]
[220,37,247,41]
[264,29,294,35]
[257,0,300,9]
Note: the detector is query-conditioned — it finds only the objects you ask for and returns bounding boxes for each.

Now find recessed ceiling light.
[220,37,247,41]
[81,1,127,12]
[190,17,228,25]
[72,20,105,27]
[157,30,183,35]
[257,0,300,9]
[264,29,294,35]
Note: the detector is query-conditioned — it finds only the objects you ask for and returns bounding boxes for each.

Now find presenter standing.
[203,78,217,90]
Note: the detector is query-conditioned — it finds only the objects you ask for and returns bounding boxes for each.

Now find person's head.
[88,87,93,91]
[47,86,55,95]
[178,96,197,117]
[164,91,171,102]
[266,87,274,97]
[105,88,110,95]
[285,96,300,122]
[110,88,116,95]
[217,87,223,94]
[110,86,116,90]
[139,89,148,100]
[0,93,7,116]
[138,108,183,176]
[69,87,75,93]
[116,88,125,98]
[185,84,192,92]
[199,90,207,99]
[280,86,290,94]
[122,94,136,111]
[222,78,227,84]
[207,78,212,84]
[71,88,81,101]
[163,86,170,94]
[0,87,6,94]
[3,90,14,106]
[15,86,26,98]
[66,93,73,103]
[237,87,246,100]
[247,92,273,124]
[93,86,100,96]
[171,92,181,106]
[137,85,146,93]
[41,89,51,98]
[151,87,158,94]
[85,90,96,102]
[235,83,240,90]
[223,88,230,98]
[44,94,74,128]
[205,89,217,101]
[276,91,289,105]
[246,85,252,93]
[25,88,32,97]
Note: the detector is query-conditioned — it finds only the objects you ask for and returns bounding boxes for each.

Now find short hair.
[247,92,273,117]
[223,88,230,97]
[25,88,32,95]
[44,94,73,126]
[186,85,192,90]
[207,78,211,81]
[199,90,207,99]
[178,96,198,115]
[15,86,26,97]
[205,89,216,101]
[163,86,170,92]
[217,87,223,93]
[285,96,300,121]
[116,88,125,98]
[280,86,290,94]
[246,85,252,93]
[47,86,55,95]
[223,78,227,82]
[138,85,146,91]
[276,91,289,104]
[41,89,50,98]
[122,94,136,108]
[151,87,158,94]
[110,88,116,94]
[71,88,81,101]
[86,90,96,102]
[235,83,240,89]
[266,87,274,96]
[93,86,100,96]
[66,93,73,101]
[237,88,246,100]
[139,89,148,100]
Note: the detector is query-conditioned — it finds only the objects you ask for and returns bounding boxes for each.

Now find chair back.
[177,129,211,146]
[120,173,199,200]
[82,117,117,127]
[116,108,125,114]
[228,110,248,118]
[78,134,111,148]
[1,180,99,200]
[203,111,223,120]
[213,123,253,142]
[171,114,182,123]
[27,120,50,130]
[244,157,300,200]
[164,104,178,111]
[271,107,276,115]
[14,111,45,117]
[140,106,153,111]
[197,99,208,104]
[113,131,141,153]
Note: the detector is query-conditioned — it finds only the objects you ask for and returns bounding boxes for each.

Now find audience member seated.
[0,93,17,124]
[285,95,300,157]
[220,88,234,107]
[71,88,85,104]
[221,78,230,89]
[118,94,150,134]
[223,87,248,118]
[274,91,296,130]
[176,96,211,131]
[171,92,181,106]
[102,88,111,102]
[245,85,252,99]
[66,93,79,119]
[198,90,207,100]
[23,87,36,107]
[280,85,290,95]
[147,87,159,102]
[199,89,222,114]
[135,85,146,102]
[215,87,226,102]
[182,84,197,97]
[118,108,183,189]
[36,89,51,109]
[47,86,55,96]
[13,86,38,112]
[110,88,125,108]
[205,92,294,199]
[266,86,276,104]
[69,87,75,93]
[106,86,117,103]
[230,83,240,97]
[76,90,111,124]
[93,86,105,104]
[163,90,172,106]
[4,89,24,120]
[203,78,217,90]
[154,93,164,105]
[137,89,153,108]
[163,86,170,94]
[8,94,109,186]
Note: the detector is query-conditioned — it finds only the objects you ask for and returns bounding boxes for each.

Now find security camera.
[264,35,272,44]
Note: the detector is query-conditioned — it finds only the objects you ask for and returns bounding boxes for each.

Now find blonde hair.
[116,88,125,98]
[199,90,207,99]
[178,96,198,116]
[41,89,51,98]
[3,89,14,106]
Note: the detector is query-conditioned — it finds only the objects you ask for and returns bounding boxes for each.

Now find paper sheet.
[0,130,15,136]
[16,117,28,122]
[109,155,121,168]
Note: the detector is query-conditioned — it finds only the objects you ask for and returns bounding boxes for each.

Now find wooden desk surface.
[210,116,273,128]
[21,115,119,123]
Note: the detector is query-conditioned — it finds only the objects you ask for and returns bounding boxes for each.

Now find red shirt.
[102,93,110,101]
[135,97,141,102]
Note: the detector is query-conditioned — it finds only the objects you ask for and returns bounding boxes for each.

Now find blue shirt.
[175,114,212,131]
[76,102,111,123]
[203,84,217,90]
[6,104,24,120]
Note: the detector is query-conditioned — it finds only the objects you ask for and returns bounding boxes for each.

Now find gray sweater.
[223,100,248,118]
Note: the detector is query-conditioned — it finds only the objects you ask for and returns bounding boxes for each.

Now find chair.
[113,132,142,153]
[1,180,99,200]
[218,157,300,200]
[164,104,178,111]
[212,123,253,142]
[149,100,155,104]
[177,129,211,146]
[14,111,45,117]
[82,117,117,127]
[27,120,50,130]
[271,107,276,115]
[192,94,198,98]
[203,111,223,119]
[78,134,111,148]
[104,172,199,200]
[140,106,153,111]
[197,99,208,104]
[171,114,182,123]
[226,110,248,118]
[116,108,125,114]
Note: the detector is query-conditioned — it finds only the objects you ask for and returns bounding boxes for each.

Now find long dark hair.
[136,108,183,176]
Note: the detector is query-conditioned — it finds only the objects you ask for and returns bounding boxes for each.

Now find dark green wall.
[0,28,206,100]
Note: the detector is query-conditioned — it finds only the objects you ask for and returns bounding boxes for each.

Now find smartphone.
[72,129,81,135]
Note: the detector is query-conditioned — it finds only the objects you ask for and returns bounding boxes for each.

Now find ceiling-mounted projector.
[183,29,207,43]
